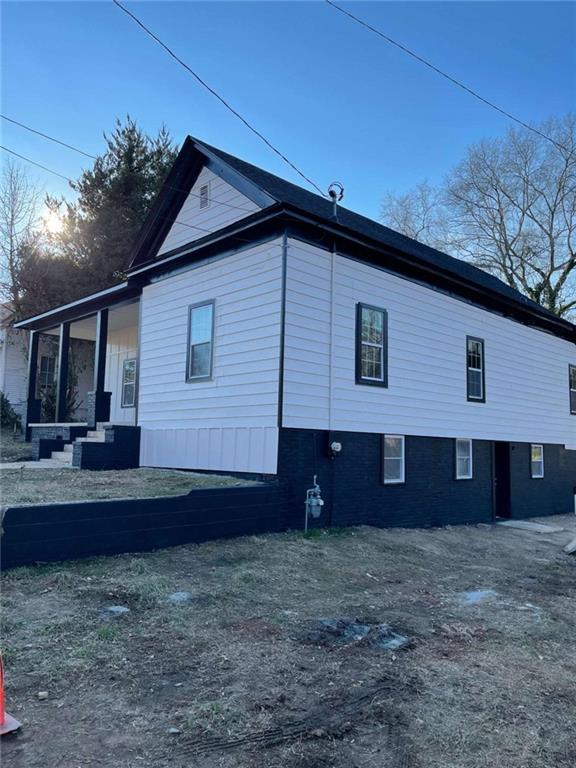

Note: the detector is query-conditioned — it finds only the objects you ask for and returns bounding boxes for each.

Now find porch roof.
[14,282,141,332]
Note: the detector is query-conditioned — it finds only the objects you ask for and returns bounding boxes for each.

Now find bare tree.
[381,181,453,252]
[0,160,41,318]
[380,115,576,318]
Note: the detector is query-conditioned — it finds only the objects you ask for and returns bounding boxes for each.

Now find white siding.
[105,326,138,425]
[0,328,30,421]
[283,239,576,449]
[157,167,260,256]
[138,239,283,473]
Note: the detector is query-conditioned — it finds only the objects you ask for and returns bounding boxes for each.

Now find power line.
[0,144,255,243]
[325,0,566,152]
[111,0,327,196]
[1,115,98,159]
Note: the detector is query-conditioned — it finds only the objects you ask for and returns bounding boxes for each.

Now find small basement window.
[530,444,544,479]
[570,365,576,415]
[187,301,214,381]
[466,336,485,402]
[455,438,473,479]
[121,359,137,407]
[199,183,210,209]
[382,435,405,484]
[356,303,388,386]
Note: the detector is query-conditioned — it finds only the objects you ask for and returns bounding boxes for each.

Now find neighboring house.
[15,137,576,526]
[0,302,94,424]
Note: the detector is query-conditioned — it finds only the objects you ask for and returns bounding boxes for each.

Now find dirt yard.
[0,466,259,505]
[0,430,33,463]
[2,516,575,768]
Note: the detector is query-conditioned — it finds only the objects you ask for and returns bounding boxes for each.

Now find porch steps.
[76,431,106,443]
[50,450,73,464]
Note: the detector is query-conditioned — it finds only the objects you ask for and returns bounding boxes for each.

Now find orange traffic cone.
[0,655,21,736]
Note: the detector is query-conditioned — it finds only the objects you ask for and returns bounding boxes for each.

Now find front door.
[493,442,511,518]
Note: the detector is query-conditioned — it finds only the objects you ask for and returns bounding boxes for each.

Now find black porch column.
[87,309,111,428]
[25,330,41,440]
[55,321,71,423]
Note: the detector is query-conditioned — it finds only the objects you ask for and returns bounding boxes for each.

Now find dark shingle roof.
[194,138,566,327]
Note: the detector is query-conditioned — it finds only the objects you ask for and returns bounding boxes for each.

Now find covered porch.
[16,282,141,443]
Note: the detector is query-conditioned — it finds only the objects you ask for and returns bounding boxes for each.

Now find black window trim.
[355,302,388,388]
[454,437,474,481]
[121,358,137,408]
[466,335,485,403]
[186,299,215,383]
[569,364,576,415]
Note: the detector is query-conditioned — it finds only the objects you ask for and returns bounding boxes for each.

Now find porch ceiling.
[42,302,139,340]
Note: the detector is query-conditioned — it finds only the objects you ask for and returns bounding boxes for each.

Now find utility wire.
[0,144,255,243]
[325,0,566,152]
[112,0,327,196]
[1,115,98,159]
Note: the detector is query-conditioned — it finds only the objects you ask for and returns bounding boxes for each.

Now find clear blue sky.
[2,1,575,220]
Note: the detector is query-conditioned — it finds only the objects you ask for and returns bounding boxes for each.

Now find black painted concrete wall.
[277,428,495,530]
[509,443,576,519]
[1,485,281,569]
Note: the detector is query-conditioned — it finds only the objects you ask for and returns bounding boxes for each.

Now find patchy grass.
[2,516,575,768]
[0,429,33,463]
[0,466,260,505]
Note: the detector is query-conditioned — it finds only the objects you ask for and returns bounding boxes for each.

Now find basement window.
[455,438,473,480]
[199,183,210,210]
[356,303,388,387]
[187,301,214,381]
[570,365,576,414]
[121,359,136,408]
[466,336,485,402]
[382,435,405,485]
[530,444,544,479]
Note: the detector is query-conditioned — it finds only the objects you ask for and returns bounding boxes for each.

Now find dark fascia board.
[14,283,142,332]
[201,149,276,209]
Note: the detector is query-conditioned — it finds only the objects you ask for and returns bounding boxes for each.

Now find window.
[570,365,576,415]
[530,444,544,479]
[356,303,387,386]
[382,435,405,484]
[455,438,473,480]
[121,359,137,408]
[38,355,56,390]
[466,336,485,402]
[199,183,210,209]
[187,301,214,381]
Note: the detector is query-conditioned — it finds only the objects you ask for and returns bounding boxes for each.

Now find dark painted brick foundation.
[277,428,576,529]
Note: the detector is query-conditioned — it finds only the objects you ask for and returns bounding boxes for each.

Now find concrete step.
[36,458,76,469]
[63,444,74,453]
[75,436,105,444]
[87,430,105,439]
[51,451,73,464]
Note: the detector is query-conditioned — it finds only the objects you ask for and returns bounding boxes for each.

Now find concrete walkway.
[0,460,76,470]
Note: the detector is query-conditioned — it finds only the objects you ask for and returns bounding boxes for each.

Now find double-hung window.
[466,336,485,402]
[570,365,576,415]
[455,438,473,480]
[187,301,215,381]
[121,359,137,408]
[530,444,544,478]
[382,435,405,484]
[356,303,387,386]
[38,355,56,391]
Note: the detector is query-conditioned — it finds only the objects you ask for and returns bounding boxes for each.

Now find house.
[14,136,576,526]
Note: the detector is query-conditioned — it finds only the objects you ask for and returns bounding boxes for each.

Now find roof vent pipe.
[327,182,344,220]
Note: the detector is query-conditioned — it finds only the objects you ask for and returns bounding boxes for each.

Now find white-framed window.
[38,355,56,390]
[199,182,210,210]
[530,444,544,479]
[121,359,137,408]
[466,336,485,401]
[382,435,405,485]
[187,301,214,381]
[570,365,576,415]
[356,303,387,386]
[455,438,473,480]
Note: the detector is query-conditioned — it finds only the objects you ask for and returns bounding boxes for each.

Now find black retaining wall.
[1,485,281,570]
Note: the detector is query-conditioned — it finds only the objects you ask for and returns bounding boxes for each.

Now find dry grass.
[0,429,33,463]
[0,466,259,505]
[2,516,575,768]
